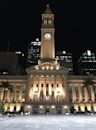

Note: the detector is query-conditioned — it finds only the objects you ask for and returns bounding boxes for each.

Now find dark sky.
[0,1,96,73]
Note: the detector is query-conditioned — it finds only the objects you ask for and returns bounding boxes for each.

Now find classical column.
[0,89,4,101]
[87,85,91,102]
[26,75,31,102]
[49,77,52,101]
[35,77,39,102]
[38,77,41,101]
[72,85,76,102]
[7,89,10,102]
[33,80,37,102]
[14,86,16,102]
[90,85,95,102]
[78,85,82,102]
[63,78,67,101]
[44,76,47,101]
[19,86,22,102]
[64,75,70,112]
[62,81,66,101]
[54,77,57,100]
[61,83,64,102]
[84,87,88,103]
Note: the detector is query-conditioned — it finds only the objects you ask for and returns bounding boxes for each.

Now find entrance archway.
[32,106,38,114]
[56,106,62,114]
[45,106,50,114]
[14,106,16,112]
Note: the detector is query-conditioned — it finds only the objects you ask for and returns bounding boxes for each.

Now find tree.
[85,78,93,87]
[0,82,13,90]
[84,78,93,101]
[70,106,75,114]
[0,103,4,114]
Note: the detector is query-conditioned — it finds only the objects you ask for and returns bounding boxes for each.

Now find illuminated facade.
[0,4,96,114]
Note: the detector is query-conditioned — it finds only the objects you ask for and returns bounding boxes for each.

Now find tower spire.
[44,4,52,14]
[40,4,55,61]
[46,4,50,9]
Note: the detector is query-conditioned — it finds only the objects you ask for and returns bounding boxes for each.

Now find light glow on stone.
[27,105,31,109]
[40,106,43,108]
[51,105,55,108]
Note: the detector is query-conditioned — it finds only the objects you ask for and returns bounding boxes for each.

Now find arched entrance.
[45,106,50,114]
[56,106,62,114]
[14,106,16,112]
[32,106,38,114]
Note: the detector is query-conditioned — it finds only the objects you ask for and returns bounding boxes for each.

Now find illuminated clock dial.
[44,33,51,39]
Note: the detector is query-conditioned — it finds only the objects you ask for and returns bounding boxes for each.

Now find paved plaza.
[0,115,96,130]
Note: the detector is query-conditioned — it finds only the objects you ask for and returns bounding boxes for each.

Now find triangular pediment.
[35,61,60,70]
[26,60,69,75]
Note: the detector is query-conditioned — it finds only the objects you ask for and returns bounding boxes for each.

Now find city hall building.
[0,5,96,114]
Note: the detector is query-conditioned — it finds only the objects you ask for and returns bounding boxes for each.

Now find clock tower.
[40,4,55,61]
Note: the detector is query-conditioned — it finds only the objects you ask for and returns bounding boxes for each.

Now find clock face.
[44,33,51,39]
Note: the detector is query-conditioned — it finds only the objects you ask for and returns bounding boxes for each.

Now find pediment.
[26,61,68,74]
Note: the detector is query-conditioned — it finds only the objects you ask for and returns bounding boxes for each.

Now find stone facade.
[0,4,96,114]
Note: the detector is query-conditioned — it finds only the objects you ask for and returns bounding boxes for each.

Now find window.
[48,20,52,24]
[41,84,43,87]
[44,20,47,24]
[46,84,48,87]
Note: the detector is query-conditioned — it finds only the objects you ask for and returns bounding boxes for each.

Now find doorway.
[32,106,38,114]
[45,106,50,114]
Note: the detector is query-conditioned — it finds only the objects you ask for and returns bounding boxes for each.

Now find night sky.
[0,1,96,74]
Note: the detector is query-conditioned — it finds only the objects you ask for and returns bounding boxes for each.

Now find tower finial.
[46,4,50,8]
[44,4,52,14]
